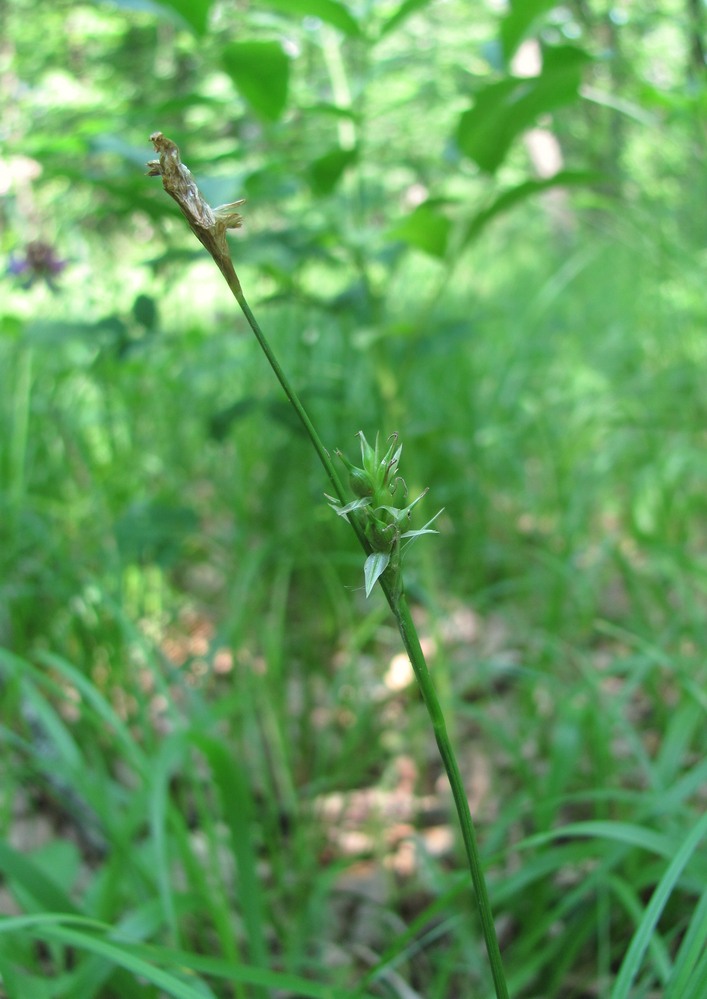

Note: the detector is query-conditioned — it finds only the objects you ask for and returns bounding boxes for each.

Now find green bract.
[327,432,442,597]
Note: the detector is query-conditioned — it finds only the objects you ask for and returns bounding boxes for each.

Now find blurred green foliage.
[1,1,706,997]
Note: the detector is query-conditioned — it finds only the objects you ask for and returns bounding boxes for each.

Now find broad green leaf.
[263,0,361,37]
[543,42,593,75]
[309,146,358,195]
[389,203,451,259]
[222,42,290,122]
[463,170,602,245]
[457,45,592,173]
[500,0,557,63]
[364,551,390,597]
[457,78,519,174]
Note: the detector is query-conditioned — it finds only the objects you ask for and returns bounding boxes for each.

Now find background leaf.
[159,0,212,34]
[389,202,452,259]
[457,45,593,173]
[378,0,435,38]
[263,0,362,38]
[222,41,290,122]
[309,146,358,195]
[463,171,603,245]
[1,4,705,997]
[499,0,557,63]
[111,0,213,35]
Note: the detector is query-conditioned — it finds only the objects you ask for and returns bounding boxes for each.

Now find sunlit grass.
[1,199,705,997]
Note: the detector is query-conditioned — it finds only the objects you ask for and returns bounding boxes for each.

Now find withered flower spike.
[148,131,245,292]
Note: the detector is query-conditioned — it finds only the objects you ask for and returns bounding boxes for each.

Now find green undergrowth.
[1,210,705,997]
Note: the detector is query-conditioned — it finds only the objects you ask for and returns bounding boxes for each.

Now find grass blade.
[610,810,707,999]
[664,888,707,999]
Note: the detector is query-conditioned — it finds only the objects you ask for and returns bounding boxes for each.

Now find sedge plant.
[147,132,510,999]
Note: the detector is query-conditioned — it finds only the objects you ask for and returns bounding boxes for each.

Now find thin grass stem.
[147,132,510,999]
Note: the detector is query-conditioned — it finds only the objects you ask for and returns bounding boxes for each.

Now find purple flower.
[8,240,67,289]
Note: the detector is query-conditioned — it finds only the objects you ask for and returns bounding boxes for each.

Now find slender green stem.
[147,132,510,999]
[235,289,350,507]
[389,592,509,999]
[231,277,509,999]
